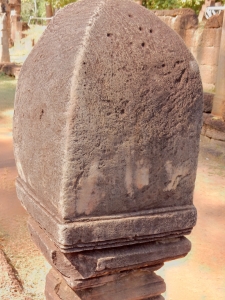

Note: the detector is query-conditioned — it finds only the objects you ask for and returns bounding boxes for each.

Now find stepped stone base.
[28,218,191,300]
[45,268,165,300]
[202,113,225,141]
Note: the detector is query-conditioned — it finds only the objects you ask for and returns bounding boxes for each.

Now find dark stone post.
[13,1,203,299]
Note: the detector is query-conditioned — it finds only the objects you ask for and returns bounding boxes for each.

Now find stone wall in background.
[154,8,223,92]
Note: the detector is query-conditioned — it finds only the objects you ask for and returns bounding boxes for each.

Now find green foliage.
[21,1,33,22]
[48,0,77,9]
[21,0,225,21]
[142,0,225,14]
[21,0,77,20]
[0,75,16,113]
[142,0,202,13]
[21,0,47,22]
[38,1,47,17]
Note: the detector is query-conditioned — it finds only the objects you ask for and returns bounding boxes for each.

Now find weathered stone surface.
[13,1,203,298]
[14,0,202,252]
[45,268,166,300]
[194,27,222,48]
[201,126,225,141]
[28,217,190,284]
[154,9,198,33]
[203,92,213,113]
[183,29,195,47]
[154,8,196,18]
[197,46,220,66]
[21,188,195,252]
[203,113,225,132]
[202,113,225,141]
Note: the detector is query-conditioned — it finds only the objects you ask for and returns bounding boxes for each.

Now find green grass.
[0,73,17,114]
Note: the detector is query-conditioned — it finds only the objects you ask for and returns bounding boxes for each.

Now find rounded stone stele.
[13,0,203,252]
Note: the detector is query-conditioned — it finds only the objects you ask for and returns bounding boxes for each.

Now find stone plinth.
[13,0,203,299]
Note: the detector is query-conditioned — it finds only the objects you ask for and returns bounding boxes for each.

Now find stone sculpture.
[13,0,203,299]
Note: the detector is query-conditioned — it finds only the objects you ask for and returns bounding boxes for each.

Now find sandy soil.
[0,83,50,299]
[159,136,225,300]
[0,138,50,300]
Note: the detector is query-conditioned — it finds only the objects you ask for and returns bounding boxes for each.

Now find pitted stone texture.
[14,0,202,250]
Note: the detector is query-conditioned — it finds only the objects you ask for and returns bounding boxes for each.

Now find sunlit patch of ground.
[0,109,14,137]
[0,134,50,300]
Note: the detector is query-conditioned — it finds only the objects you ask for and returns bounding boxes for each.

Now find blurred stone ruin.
[0,0,22,75]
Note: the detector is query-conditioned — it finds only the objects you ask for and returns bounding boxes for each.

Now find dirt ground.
[0,135,50,300]
[0,75,50,300]
[0,75,225,299]
[159,135,225,300]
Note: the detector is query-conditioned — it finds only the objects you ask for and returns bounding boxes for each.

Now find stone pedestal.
[13,0,203,299]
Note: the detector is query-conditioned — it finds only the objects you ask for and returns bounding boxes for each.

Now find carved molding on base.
[27,217,192,300]
[18,178,196,252]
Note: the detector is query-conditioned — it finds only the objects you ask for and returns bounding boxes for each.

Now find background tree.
[21,0,47,21]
